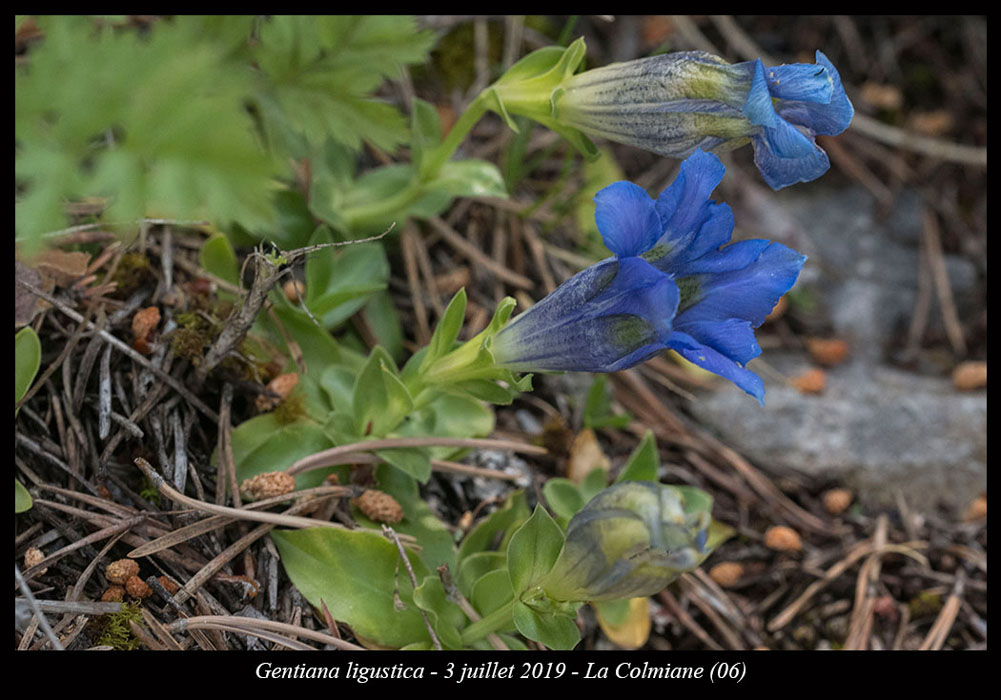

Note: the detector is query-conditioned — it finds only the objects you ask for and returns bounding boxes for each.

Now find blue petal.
[653,149,726,246]
[741,59,779,128]
[751,130,831,190]
[675,242,807,327]
[594,182,663,258]
[765,62,833,104]
[671,238,769,277]
[668,331,765,404]
[776,51,854,136]
[672,318,761,366]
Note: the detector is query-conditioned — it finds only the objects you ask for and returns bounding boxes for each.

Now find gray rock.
[687,357,986,511]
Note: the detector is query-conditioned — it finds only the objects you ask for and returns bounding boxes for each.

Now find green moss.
[98,600,144,650]
[169,326,209,361]
[110,252,153,295]
[908,590,943,618]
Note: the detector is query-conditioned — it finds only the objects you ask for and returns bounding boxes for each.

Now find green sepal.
[615,430,660,484]
[507,505,564,596]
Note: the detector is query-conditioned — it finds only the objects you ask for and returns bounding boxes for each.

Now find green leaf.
[198,232,241,287]
[251,15,435,153]
[458,490,529,564]
[303,228,389,328]
[362,291,404,362]
[615,431,660,484]
[542,478,584,523]
[411,97,442,176]
[352,346,413,436]
[507,505,564,596]
[421,289,466,370]
[229,414,335,488]
[15,479,33,514]
[15,326,41,411]
[428,159,507,200]
[271,527,432,648]
[471,568,514,617]
[512,600,580,650]
[375,447,432,483]
[16,17,277,249]
[580,467,609,502]
[412,575,466,649]
[456,551,507,598]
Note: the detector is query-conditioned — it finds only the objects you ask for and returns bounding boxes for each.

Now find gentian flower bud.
[555,50,853,190]
[491,148,806,404]
[538,481,713,602]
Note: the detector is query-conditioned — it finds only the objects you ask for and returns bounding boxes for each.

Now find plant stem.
[420,91,491,180]
[460,599,516,646]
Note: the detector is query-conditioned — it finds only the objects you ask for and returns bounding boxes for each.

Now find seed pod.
[283,280,307,304]
[764,525,803,552]
[952,361,987,391]
[24,546,47,575]
[125,575,152,599]
[101,586,126,602]
[106,558,140,585]
[353,489,404,524]
[822,488,853,515]
[240,471,297,501]
[708,561,745,588]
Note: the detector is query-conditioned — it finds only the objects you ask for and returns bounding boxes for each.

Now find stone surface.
[688,356,986,511]
[691,185,985,511]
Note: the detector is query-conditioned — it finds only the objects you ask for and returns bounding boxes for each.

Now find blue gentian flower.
[490,149,806,404]
[555,50,854,190]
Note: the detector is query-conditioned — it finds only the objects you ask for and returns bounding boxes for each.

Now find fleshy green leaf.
[458,490,530,565]
[512,600,581,650]
[615,430,660,484]
[352,346,413,436]
[229,413,335,488]
[198,232,241,287]
[421,289,466,370]
[15,480,33,514]
[456,551,507,598]
[412,575,466,649]
[507,505,564,596]
[471,568,515,617]
[542,478,585,523]
[303,227,389,328]
[271,527,432,648]
[15,326,42,411]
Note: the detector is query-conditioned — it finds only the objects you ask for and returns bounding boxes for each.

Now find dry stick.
[383,525,442,651]
[411,225,446,318]
[67,529,131,603]
[844,514,889,650]
[216,384,235,506]
[427,217,535,290]
[19,513,145,582]
[657,589,723,651]
[14,565,64,651]
[919,570,966,650]
[129,486,352,558]
[401,226,431,345]
[170,616,364,651]
[140,607,185,651]
[921,207,967,355]
[768,541,927,632]
[520,221,557,294]
[819,135,894,209]
[285,436,546,476]
[195,228,393,383]
[132,458,402,539]
[430,459,524,482]
[17,279,219,422]
[681,577,744,650]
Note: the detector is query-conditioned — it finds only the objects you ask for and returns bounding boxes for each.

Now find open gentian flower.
[555,50,853,190]
[490,149,806,404]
